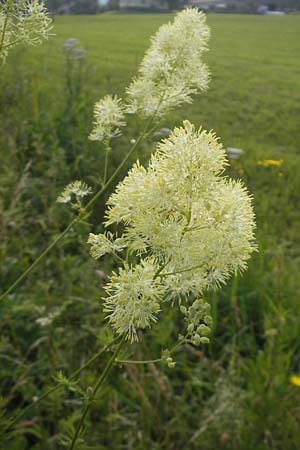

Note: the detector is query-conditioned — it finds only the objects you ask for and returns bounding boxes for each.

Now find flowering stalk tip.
[127,8,210,117]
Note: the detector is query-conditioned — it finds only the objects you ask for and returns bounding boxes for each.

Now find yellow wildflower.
[257,159,283,167]
[290,375,300,387]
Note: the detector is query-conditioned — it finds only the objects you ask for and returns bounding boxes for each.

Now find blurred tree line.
[45,0,300,15]
[45,0,187,14]
[45,0,100,14]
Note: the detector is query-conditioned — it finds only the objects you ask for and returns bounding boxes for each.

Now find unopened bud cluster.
[161,349,176,368]
[180,299,212,346]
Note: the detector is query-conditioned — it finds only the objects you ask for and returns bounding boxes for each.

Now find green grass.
[1,12,300,450]
[17,13,300,148]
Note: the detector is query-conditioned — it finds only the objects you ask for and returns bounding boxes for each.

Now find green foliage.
[0,12,300,450]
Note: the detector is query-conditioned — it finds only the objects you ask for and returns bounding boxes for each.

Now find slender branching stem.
[153,259,170,279]
[110,249,126,265]
[116,338,184,365]
[102,140,111,186]
[158,264,203,278]
[69,334,126,450]
[116,357,162,364]
[1,38,22,50]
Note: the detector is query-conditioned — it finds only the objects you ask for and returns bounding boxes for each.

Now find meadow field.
[1,11,300,450]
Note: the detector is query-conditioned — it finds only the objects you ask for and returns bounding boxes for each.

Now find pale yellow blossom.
[290,375,300,387]
[257,159,283,167]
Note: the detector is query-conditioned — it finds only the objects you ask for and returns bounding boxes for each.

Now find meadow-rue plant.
[89,121,256,341]
[78,120,255,450]
[126,8,210,117]
[57,180,92,210]
[89,95,126,142]
[0,8,210,302]
[0,0,52,63]
[87,232,125,259]
[0,9,259,450]
[103,260,165,340]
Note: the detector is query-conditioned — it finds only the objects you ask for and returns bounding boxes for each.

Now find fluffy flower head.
[57,180,92,208]
[89,121,256,339]
[127,9,210,117]
[89,95,126,142]
[14,0,52,45]
[105,121,256,300]
[104,260,165,341]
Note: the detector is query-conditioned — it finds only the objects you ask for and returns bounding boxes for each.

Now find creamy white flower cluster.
[57,180,92,209]
[89,9,209,142]
[104,260,165,340]
[0,0,52,63]
[127,8,210,117]
[87,232,125,259]
[89,95,126,142]
[88,121,256,341]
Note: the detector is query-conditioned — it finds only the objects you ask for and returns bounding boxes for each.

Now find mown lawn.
[1,12,300,450]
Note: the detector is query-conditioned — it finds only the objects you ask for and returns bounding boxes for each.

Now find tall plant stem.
[4,336,118,433]
[116,338,184,364]
[0,12,9,58]
[69,334,126,450]
[0,121,156,302]
[102,140,111,186]
[0,0,14,56]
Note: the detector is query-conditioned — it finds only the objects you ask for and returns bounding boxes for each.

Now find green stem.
[0,122,156,302]
[69,335,126,450]
[158,264,203,279]
[116,339,184,365]
[116,357,162,364]
[102,140,111,186]
[4,336,118,433]
[0,12,9,57]
[1,38,23,51]
[153,259,170,279]
[110,249,126,265]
